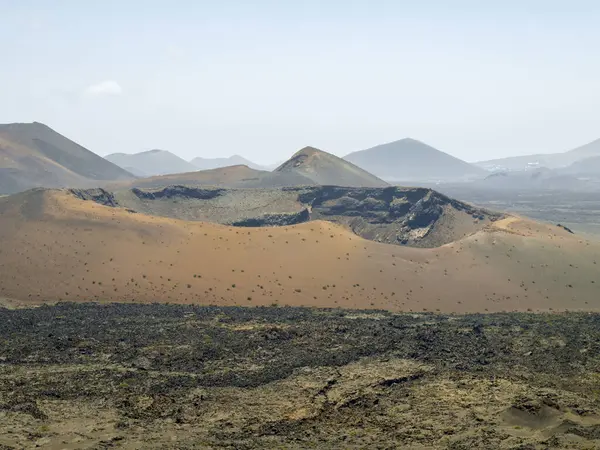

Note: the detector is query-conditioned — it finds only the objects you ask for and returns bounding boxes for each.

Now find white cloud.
[83,80,123,97]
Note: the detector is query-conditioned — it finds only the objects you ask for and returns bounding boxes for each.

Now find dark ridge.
[230,208,311,227]
[131,185,226,200]
[557,224,575,234]
[69,188,119,207]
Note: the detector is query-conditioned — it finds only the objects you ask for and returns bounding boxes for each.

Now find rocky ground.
[0,304,598,449]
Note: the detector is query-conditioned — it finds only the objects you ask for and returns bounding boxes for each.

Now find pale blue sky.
[1,1,599,163]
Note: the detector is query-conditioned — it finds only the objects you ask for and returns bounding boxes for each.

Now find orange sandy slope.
[0,189,598,312]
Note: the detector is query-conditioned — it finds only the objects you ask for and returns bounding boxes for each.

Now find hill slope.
[475,138,600,171]
[111,148,387,190]
[344,138,485,181]
[107,165,314,191]
[0,188,598,312]
[190,155,266,171]
[0,122,133,194]
[562,155,600,176]
[109,185,501,248]
[105,150,198,176]
[275,146,388,187]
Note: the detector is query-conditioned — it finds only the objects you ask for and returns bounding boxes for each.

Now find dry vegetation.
[0,304,598,448]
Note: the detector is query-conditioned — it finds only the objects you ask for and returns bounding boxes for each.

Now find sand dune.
[0,189,598,312]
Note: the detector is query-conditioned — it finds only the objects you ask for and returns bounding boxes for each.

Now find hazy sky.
[1,1,599,164]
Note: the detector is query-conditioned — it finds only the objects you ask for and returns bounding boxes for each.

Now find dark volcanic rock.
[404,194,444,228]
[230,208,311,227]
[69,188,119,207]
[292,186,502,246]
[132,185,225,200]
[557,223,575,234]
[0,304,598,449]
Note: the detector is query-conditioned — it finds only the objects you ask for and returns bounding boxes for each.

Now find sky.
[1,1,599,164]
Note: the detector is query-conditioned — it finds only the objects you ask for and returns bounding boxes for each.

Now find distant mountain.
[275,146,388,187]
[190,155,266,171]
[107,164,316,191]
[561,155,600,176]
[475,138,600,172]
[343,138,485,182]
[111,165,269,190]
[105,150,198,176]
[474,154,552,172]
[0,122,134,194]
[110,146,396,190]
[475,168,591,191]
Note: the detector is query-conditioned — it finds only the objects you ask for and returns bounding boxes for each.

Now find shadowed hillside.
[0,122,134,194]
